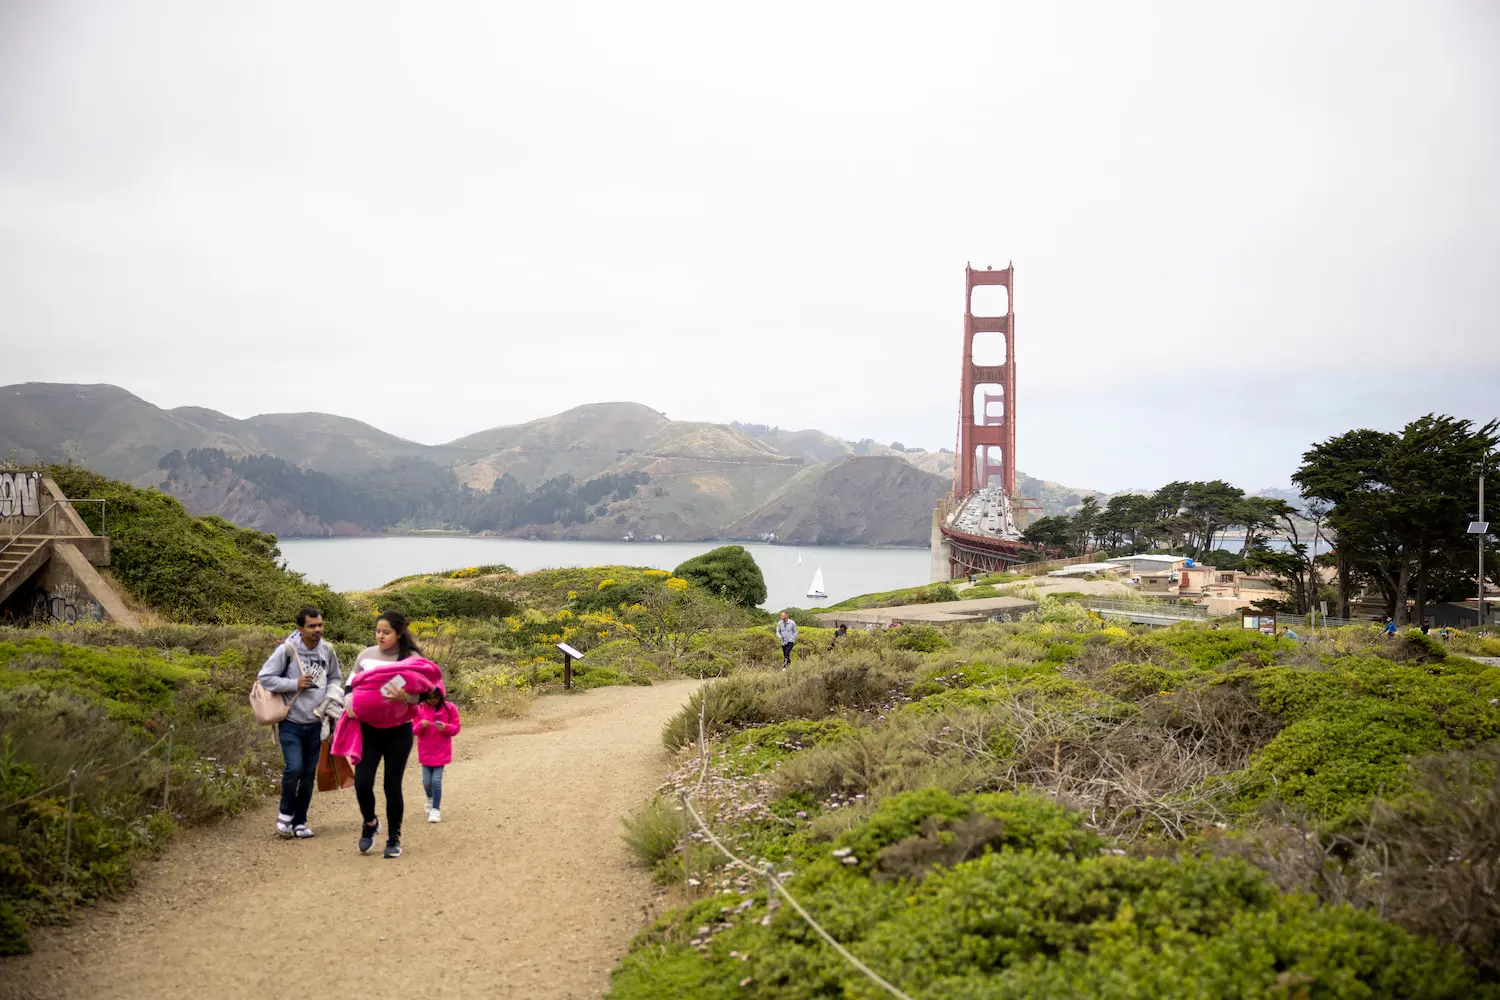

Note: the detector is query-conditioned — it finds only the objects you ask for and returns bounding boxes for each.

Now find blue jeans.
[276,720,322,825]
[422,764,445,810]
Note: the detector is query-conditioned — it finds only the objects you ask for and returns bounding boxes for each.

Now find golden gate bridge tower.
[932,262,1034,579]
[957,263,1016,498]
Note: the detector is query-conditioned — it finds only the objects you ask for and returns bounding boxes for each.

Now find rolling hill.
[724,456,950,545]
[2,382,1104,542]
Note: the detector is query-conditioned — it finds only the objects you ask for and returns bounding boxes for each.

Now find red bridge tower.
[956,263,1015,499]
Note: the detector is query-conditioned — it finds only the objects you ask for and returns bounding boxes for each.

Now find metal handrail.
[0,499,108,557]
[1075,596,1372,629]
[1081,597,1210,618]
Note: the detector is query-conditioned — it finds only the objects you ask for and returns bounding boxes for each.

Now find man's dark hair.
[296,607,323,626]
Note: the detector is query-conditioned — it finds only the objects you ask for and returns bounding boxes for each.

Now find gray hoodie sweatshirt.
[257,632,343,725]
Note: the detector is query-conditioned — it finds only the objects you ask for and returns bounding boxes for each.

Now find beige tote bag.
[250,681,293,726]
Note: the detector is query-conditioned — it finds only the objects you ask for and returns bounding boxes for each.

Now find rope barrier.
[679,691,917,1000]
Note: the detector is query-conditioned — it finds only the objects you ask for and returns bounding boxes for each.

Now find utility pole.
[1471,458,1489,631]
[1480,466,1486,630]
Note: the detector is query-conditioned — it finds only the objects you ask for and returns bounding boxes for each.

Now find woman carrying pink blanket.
[338,612,441,859]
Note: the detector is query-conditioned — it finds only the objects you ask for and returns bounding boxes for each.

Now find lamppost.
[1470,457,1489,630]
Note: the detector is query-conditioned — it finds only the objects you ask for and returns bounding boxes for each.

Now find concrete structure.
[819,594,1038,629]
[1105,554,1188,575]
[1177,565,1239,595]
[1137,572,1175,594]
[929,506,952,584]
[1046,562,1128,578]
[0,471,139,627]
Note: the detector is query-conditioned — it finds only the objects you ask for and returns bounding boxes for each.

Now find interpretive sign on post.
[1242,612,1277,636]
[556,642,583,690]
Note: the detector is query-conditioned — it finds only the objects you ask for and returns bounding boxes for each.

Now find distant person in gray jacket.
[776,611,798,668]
[257,607,343,840]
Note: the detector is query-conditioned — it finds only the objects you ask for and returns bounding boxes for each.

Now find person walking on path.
[828,623,848,651]
[257,607,343,840]
[775,611,798,668]
[415,688,461,823]
[346,612,424,858]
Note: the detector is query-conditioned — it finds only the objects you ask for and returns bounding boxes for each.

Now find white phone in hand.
[380,674,407,699]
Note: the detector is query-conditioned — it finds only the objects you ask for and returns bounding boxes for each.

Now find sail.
[806,567,826,599]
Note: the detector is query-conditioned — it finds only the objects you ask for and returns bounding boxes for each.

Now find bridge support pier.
[930,506,951,583]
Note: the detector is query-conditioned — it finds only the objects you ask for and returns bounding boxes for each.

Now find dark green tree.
[1295,415,1498,623]
[1021,514,1077,555]
[673,545,767,609]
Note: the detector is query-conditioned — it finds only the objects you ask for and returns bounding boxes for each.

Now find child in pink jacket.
[414,688,461,823]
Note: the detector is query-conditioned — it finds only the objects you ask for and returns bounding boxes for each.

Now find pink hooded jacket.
[330,658,443,766]
[414,700,462,766]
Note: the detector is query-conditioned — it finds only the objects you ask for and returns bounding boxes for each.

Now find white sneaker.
[275,814,294,839]
[428,808,441,823]
[294,824,314,839]
[424,798,433,814]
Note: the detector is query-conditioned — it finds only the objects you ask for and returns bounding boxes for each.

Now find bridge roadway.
[939,521,1035,576]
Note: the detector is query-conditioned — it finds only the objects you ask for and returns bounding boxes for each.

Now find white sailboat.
[806,566,827,600]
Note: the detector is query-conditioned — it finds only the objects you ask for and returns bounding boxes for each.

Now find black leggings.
[354,721,413,840]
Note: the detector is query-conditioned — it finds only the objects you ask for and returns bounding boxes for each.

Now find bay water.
[276,537,933,611]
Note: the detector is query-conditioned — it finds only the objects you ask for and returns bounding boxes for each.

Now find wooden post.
[562,651,573,690]
[679,794,693,897]
[161,725,175,813]
[63,767,77,882]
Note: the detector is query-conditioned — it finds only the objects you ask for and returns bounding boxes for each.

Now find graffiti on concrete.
[0,471,43,521]
[29,579,103,625]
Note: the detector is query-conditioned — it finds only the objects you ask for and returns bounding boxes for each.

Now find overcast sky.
[3,1,1497,493]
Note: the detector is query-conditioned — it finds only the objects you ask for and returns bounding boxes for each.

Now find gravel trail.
[2,680,697,1000]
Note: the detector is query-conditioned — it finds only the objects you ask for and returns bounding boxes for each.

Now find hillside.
[0,383,247,482]
[171,406,444,475]
[451,402,794,493]
[724,455,949,545]
[3,382,1110,542]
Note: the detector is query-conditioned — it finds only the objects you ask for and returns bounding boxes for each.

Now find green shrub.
[673,546,767,609]
[719,719,855,776]
[374,581,518,621]
[622,796,683,872]
[661,654,915,750]
[0,637,278,954]
[1239,701,1446,825]
[44,466,354,635]
[831,789,1101,876]
[888,625,948,652]
[609,796,1488,999]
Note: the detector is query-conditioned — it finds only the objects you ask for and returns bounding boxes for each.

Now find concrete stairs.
[0,536,53,606]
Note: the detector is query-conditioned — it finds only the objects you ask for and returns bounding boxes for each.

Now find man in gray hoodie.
[775,611,798,669]
[257,607,343,839]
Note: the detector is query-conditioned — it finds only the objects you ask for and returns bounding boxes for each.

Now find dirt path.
[3,680,698,1000]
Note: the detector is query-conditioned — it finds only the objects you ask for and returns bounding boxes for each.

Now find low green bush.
[609,793,1489,999]
[0,637,278,954]
[45,466,356,637]
[373,581,519,621]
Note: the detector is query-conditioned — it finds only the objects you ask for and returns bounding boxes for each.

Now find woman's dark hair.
[376,610,422,659]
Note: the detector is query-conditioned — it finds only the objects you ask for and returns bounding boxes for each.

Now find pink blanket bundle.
[330,658,444,766]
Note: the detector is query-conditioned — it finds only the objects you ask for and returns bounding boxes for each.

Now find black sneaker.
[358,819,379,854]
[383,839,402,859]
